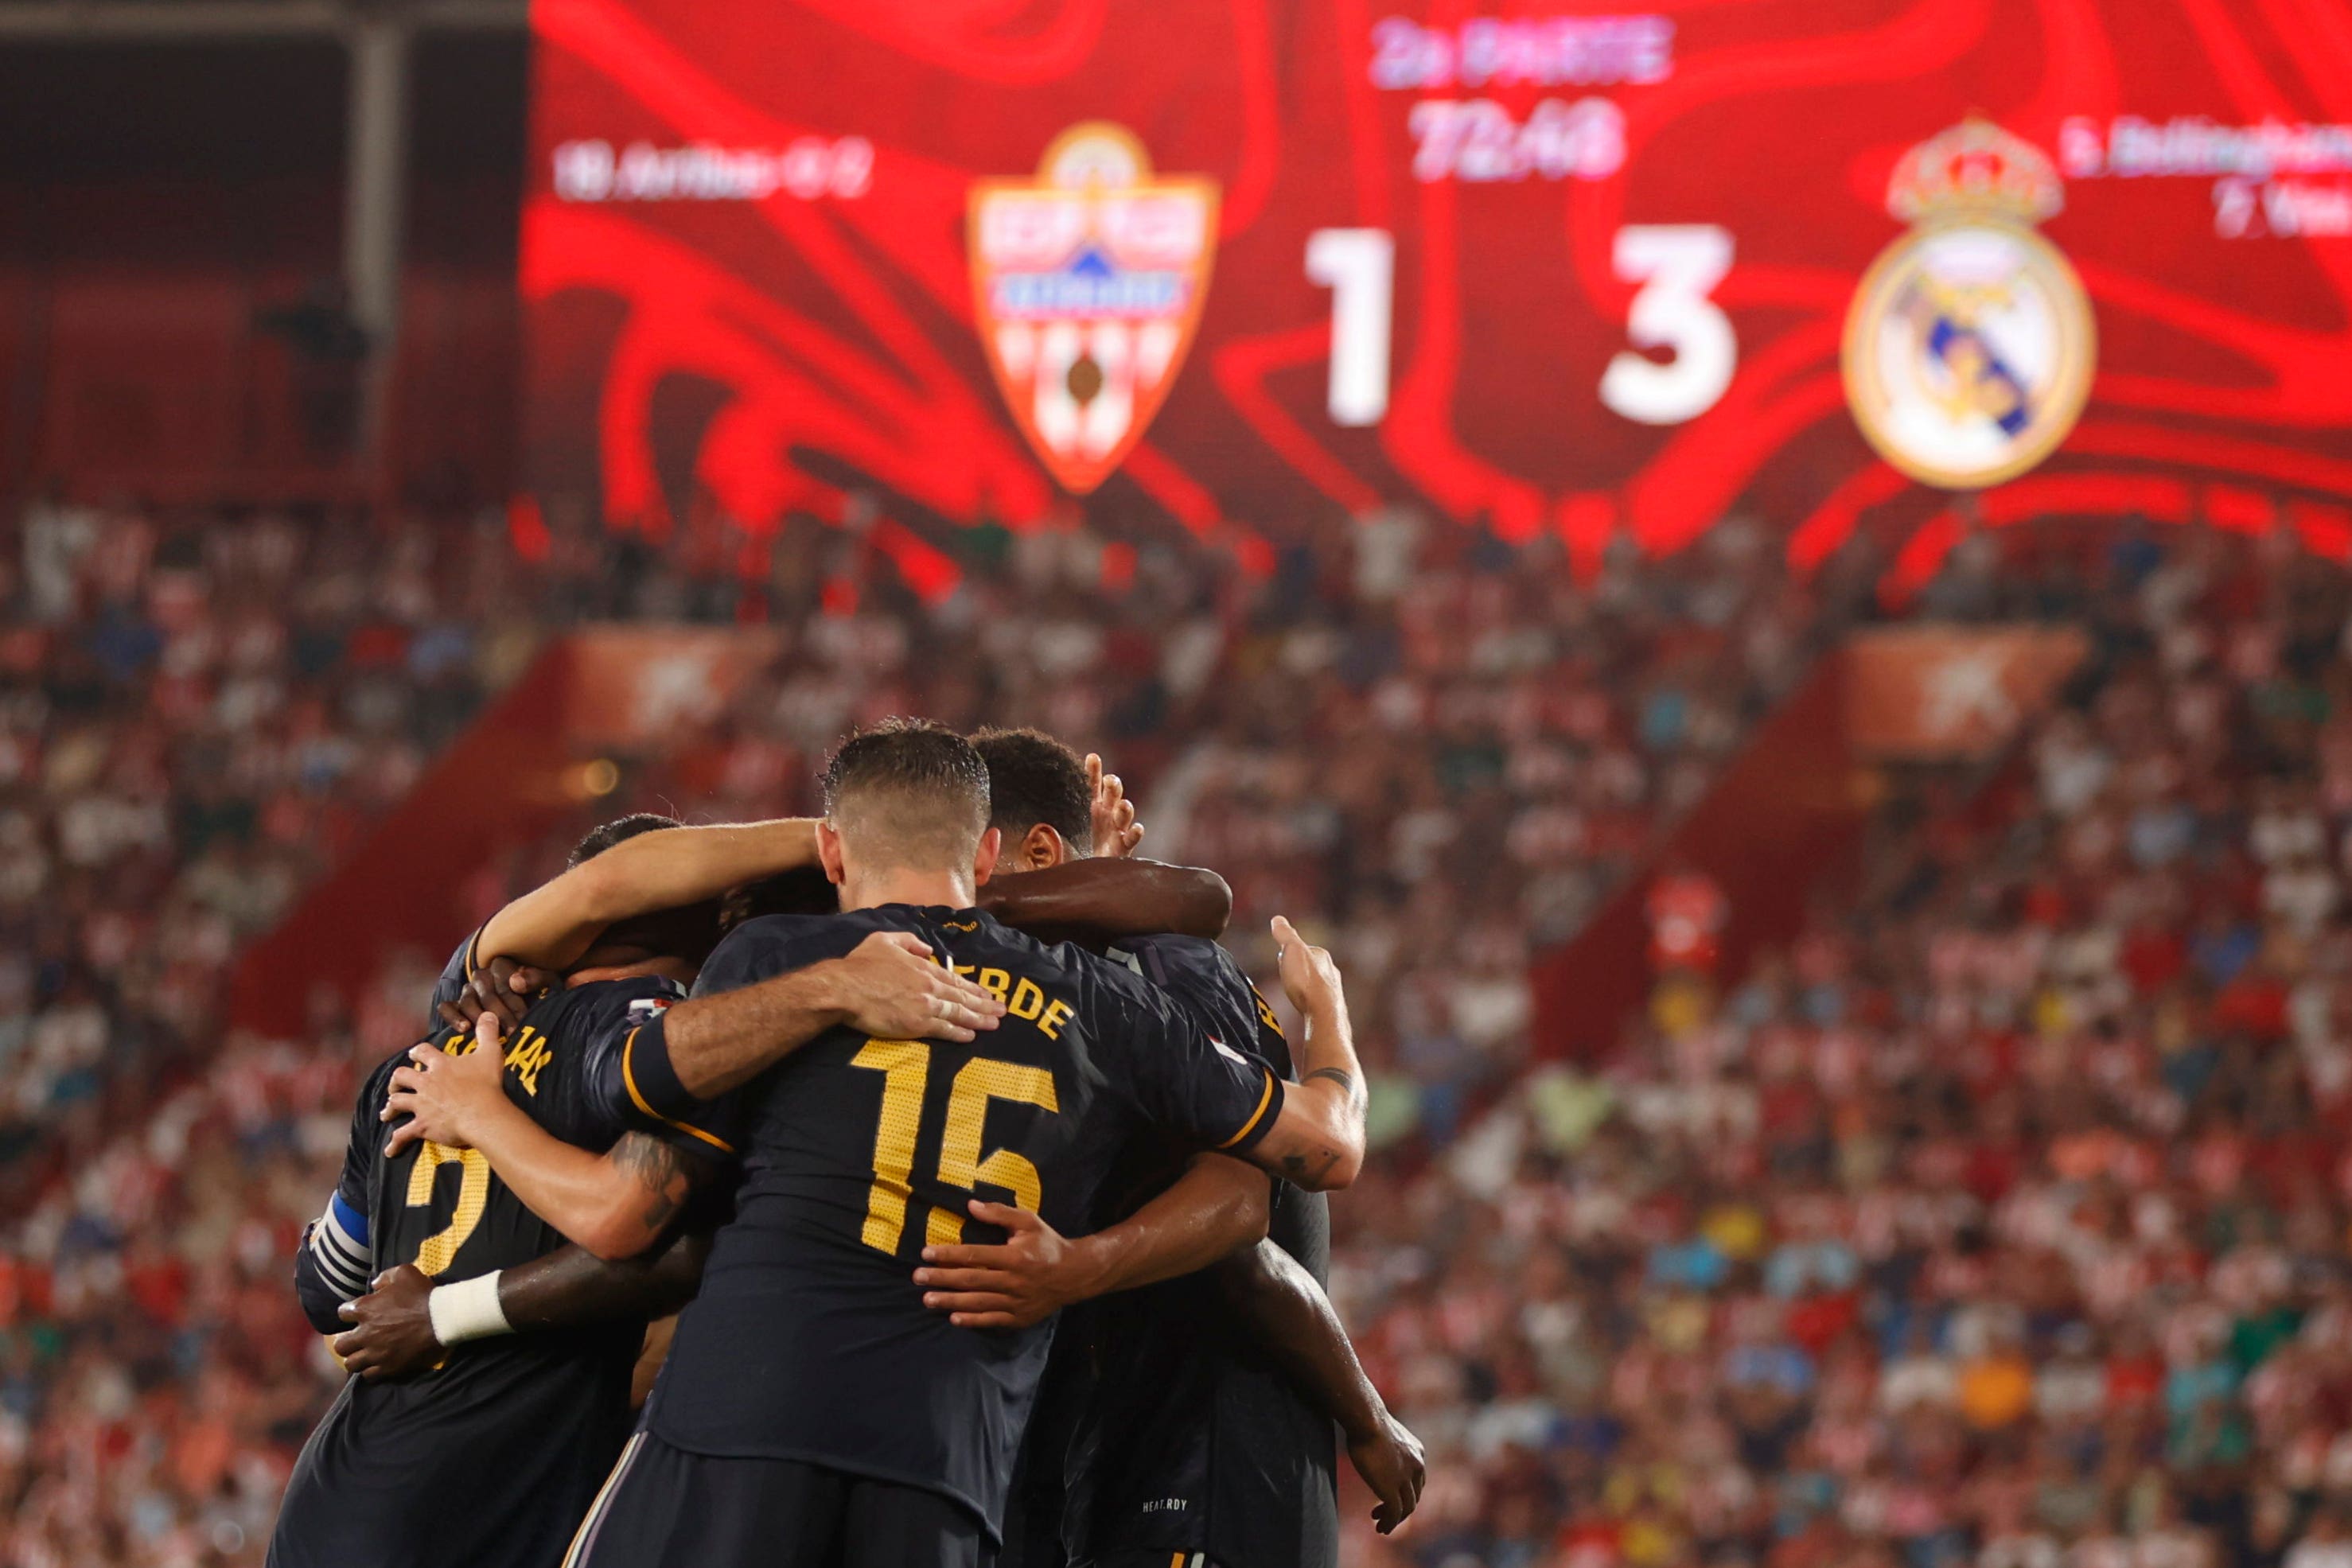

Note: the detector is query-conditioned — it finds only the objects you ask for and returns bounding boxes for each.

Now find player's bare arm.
[911,1153,1271,1329]
[333,1231,713,1382]
[477,817,822,971]
[1233,915,1368,1192]
[1217,1237,1426,1534]
[654,930,1004,1099]
[978,856,1232,942]
[395,932,1001,1244]
[385,1016,711,1259]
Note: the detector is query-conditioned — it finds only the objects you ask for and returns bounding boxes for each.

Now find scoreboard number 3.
[1599,224,1735,424]
[1306,222,1735,429]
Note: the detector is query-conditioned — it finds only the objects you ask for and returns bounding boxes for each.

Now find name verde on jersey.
[852,954,1275,1255]
[948,957,1077,1040]
[1844,117,2095,492]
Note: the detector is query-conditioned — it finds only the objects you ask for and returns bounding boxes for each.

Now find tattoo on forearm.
[1279,1146,1343,1185]
[615,1134,686,1235]
[1303,1067,1365,1108]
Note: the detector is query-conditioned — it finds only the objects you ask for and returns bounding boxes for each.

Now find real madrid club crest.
[1843,118,2097,490]
[969,124,1218,495]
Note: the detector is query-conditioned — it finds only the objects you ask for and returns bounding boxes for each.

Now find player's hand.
[913,1200,1095,1329]
[1270,915,1344,1017]
[1086,753,1145,859]
[820,932,1005,1043]
[1347,1408,1426,1535]
[383,1015,512,1157]
[333,1265,444,1381]
[434,955,553,1037]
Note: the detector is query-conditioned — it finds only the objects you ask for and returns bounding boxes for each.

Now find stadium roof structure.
[0,0,527,478]
[0,0,523,36]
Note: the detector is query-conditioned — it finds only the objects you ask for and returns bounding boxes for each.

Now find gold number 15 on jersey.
[851,1038,1058,1254]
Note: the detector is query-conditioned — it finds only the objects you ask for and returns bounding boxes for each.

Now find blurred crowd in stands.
[1,489,2350,1568]
[0,494,535,1188]
[1337,526,2352,1568]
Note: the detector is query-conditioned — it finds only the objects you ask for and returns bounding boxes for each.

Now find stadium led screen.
[521,0,2352,580]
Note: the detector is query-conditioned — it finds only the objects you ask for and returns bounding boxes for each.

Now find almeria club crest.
[968,123,1219,494]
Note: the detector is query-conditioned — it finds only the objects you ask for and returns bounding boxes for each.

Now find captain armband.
[306,1193,372,1301]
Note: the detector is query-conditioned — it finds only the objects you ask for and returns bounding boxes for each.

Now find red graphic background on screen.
[520,0,2352,593]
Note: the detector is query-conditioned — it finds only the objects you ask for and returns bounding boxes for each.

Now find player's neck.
[840,867,975,912]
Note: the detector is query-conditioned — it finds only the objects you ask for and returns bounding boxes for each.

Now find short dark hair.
[971,727,1091,854]
[569,812,681,868]
[820,718,991,870]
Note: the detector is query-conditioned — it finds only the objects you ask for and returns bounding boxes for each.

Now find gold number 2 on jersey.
[404,1140,491,1274]
[850,1038,1058,1254]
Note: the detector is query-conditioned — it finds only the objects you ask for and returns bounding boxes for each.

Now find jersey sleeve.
[590,915,859,1155]
[570,984,745,1164]
[424,925,486,1031]
[1129,937,1274,1074]
[294,1053,399,1333]
[1090,955,1287,1157]
[690,913,843,997]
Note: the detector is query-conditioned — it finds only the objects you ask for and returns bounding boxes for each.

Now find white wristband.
[427,1271,512,1345]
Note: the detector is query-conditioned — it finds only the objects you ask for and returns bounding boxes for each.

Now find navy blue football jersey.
[272,975,696,1568]
[1054,935,1339,1568]
[627,906,1286,1539]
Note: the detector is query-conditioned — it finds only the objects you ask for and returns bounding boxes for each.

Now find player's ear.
[972,826,1002,889]
[816,819,847,886]
[1020,823,1062,870]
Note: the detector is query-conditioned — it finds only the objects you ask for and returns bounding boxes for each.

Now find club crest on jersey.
[1843,117,2096,491]
[968,123,1219,495]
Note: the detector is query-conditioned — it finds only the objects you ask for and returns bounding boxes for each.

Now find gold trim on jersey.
[1216,1067,1277,1150]
[620,1027,738,1155]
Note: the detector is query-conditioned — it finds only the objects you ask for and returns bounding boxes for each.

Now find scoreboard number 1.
[1304,228,1396,426]
[1306,222,1735,430]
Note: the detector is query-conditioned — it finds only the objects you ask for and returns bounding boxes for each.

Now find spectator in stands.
[13,494,2352,1568]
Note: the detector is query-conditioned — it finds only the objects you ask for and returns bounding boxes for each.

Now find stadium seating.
[4,493,2348,1568]
[1334,527,2346,1568]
